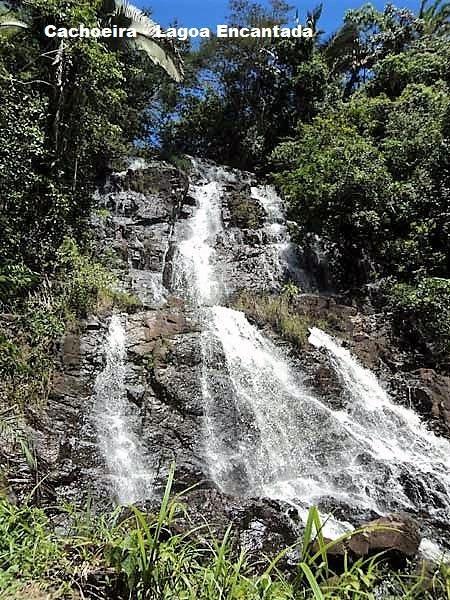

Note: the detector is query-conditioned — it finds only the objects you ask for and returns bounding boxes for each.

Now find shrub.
[55,238,116,319]
[234,291,335,349]
[388,277,450,365]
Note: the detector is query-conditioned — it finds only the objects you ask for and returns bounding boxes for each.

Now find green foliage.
[0,333,29,379]
[273,115,394,287]
[55,237,116,319]
[0,265,40,306]
[0,0,176,271]
[235,291,338,348]
[0,500,63,593]
[419,0,450,35]
[161,0,327,170]
[273,23,450,323]
[0,237,134,413]
[0,475,449,598]
[388,277,450,365]
[369,36,450,98]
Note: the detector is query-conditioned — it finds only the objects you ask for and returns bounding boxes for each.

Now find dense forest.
[1,0,450,598]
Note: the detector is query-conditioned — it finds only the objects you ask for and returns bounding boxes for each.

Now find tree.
[419,0,450,35]
[0,0,183,272]
[161,0,327,170]
[324,4,420,97]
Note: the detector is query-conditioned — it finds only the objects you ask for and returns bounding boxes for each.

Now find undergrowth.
[0,237,142,468]
[0,465,448,599]
[234,289,339,349]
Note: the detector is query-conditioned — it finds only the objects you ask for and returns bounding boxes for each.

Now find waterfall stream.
[172,161,450,541]
[93,159,450,550]
[94,315,152,504]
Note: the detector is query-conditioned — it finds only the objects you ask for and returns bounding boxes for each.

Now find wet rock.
[126,384,146,407]
[62,333,81,369]
[51,373,90,400]
[227,191,266,230]
[126,310,196,358]
[178,488,300,565]
[349,514,421,558]
[410,369,450,434]
[85,316,101,331]
[120,161,189,198]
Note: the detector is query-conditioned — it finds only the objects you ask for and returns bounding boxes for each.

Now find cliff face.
[15,159,450,557]
[34,159,309,505]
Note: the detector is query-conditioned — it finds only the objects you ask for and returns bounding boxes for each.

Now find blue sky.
[136,0,420,35]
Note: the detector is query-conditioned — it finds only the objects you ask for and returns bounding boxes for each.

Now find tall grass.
[0,468,448,599]
[234,291,336,348]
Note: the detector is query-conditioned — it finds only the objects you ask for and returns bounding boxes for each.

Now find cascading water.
[251,185,310,291]
[172,160,450,546]
[172,180,224,305]
[94,315,153,504]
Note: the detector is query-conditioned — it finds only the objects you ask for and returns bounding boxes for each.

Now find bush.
[272,115,394,288]
[55,238,117,319]
[234,291,336,349]
[388,277,450,365]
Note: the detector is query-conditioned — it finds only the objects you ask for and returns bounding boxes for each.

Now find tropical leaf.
[107,0,183,82]
[132,36,183,83]
[0,20,29,30]
[419,0,450,33]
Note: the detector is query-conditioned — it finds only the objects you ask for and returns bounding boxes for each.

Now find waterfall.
[172,180,224,305]
[94,315,152,504]
[172,160,450,537]
[251,184,310,290]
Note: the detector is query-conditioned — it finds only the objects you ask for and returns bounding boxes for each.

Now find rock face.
[33,158,312,507]
[410,369,450,435]
[178,489,301,565]
[94,160,189,307]
[25,160,203,506]
[13,157,449,562]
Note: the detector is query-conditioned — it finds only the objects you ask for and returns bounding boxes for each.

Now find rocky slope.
[13,158,450,561]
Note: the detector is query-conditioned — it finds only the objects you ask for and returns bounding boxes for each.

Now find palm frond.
[0,20,29,30]
[112,0,159,36]
[109,0,183,82]
[132,36,183,83]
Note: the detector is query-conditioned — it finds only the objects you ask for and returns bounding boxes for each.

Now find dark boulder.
[178,488,301,566]
[348,514,421,558]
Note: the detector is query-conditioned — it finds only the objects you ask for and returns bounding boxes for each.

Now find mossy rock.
[228,191,266,229]
[122,163,189,197]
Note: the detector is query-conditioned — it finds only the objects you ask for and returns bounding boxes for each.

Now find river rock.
[348,514,421,558]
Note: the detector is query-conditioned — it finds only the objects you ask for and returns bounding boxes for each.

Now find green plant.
[234,292,335,349]
[0,265,40,307]
[0,500,63,593]
[388,277,450,364]
[0,475,448,598]
[282,283,301,300]
[105,0,183,82]
[98,288,143,313]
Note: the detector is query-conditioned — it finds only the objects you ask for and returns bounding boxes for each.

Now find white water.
[173,180,224,306]
[251,185,309,290]
[174,161,450,545]
[94,315,153,504]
